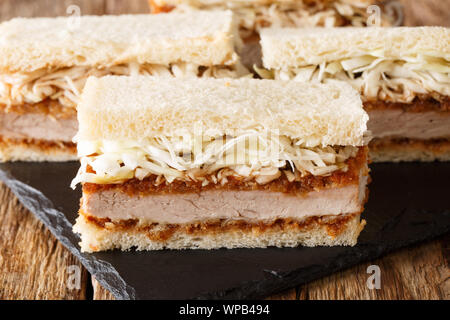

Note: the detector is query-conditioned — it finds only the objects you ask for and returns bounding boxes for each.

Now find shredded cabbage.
[71,132,358,188]
[264,55,450,103]
[171,0,393,39]
[0,62,244,109]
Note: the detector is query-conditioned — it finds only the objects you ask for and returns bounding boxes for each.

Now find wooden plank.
[400,0,450,27]
[105,0,150,14]
[266,289,297,300]
[92,278,116,300]
[0,0,107,21]
[0,183,88,299]
[298,238,449,300]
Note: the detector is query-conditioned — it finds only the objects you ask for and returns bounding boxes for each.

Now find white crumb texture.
[261,27,450,68]
[77,77,368,147]
[0,12,237,73]
[73,214,366,252]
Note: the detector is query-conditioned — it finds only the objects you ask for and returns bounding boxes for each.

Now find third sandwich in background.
[259,26,450,162]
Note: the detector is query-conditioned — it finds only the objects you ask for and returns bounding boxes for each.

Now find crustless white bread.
[72,77,370,252]
[0,11,245,162]
[259,26,450,162]
[0,11,239,73]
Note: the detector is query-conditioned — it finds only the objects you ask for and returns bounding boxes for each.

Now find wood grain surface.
[0,0,449,300]
[0,184,88,299]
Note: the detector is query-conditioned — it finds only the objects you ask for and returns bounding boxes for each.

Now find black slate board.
[0,162,449,299]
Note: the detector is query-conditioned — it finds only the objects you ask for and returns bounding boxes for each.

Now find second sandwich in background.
[149,0,399,41]
[0,11,244,162]
[72,77,370,252]
[259,27,450,162]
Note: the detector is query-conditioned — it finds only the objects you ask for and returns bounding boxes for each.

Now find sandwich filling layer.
[258,56,450,157]
[370,138,450,162]
[258,55,450,103]
[77,144,368,225]
[76,148,368,251]
[0,101,77,160]
[0,109,77,143]
[368,108,450,140]
[152,0,393,39]
[72,133,362,187]
[364,97,450,140]
[0,63,244,110]
[0,99,77,151]
[81,176,367,225]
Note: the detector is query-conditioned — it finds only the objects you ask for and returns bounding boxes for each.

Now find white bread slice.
[261,27,450,69]
[0,11,238,73]
[76,76,368,147]
[73,213,366,252]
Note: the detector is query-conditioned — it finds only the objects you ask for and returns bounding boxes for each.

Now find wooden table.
[0,0,449,300]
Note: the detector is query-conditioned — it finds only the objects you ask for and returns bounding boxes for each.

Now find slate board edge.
[0,169,136,300]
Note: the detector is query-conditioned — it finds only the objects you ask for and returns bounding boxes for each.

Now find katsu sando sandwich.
[149,0,398,41]
[0,11,243,162]
[259,27,450,162]
[72,76,370,252]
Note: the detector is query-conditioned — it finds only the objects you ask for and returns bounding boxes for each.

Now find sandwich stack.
[0,11,244,162]
[149,0,399,41]
[259,27,450,162]
[72,76,370,252]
